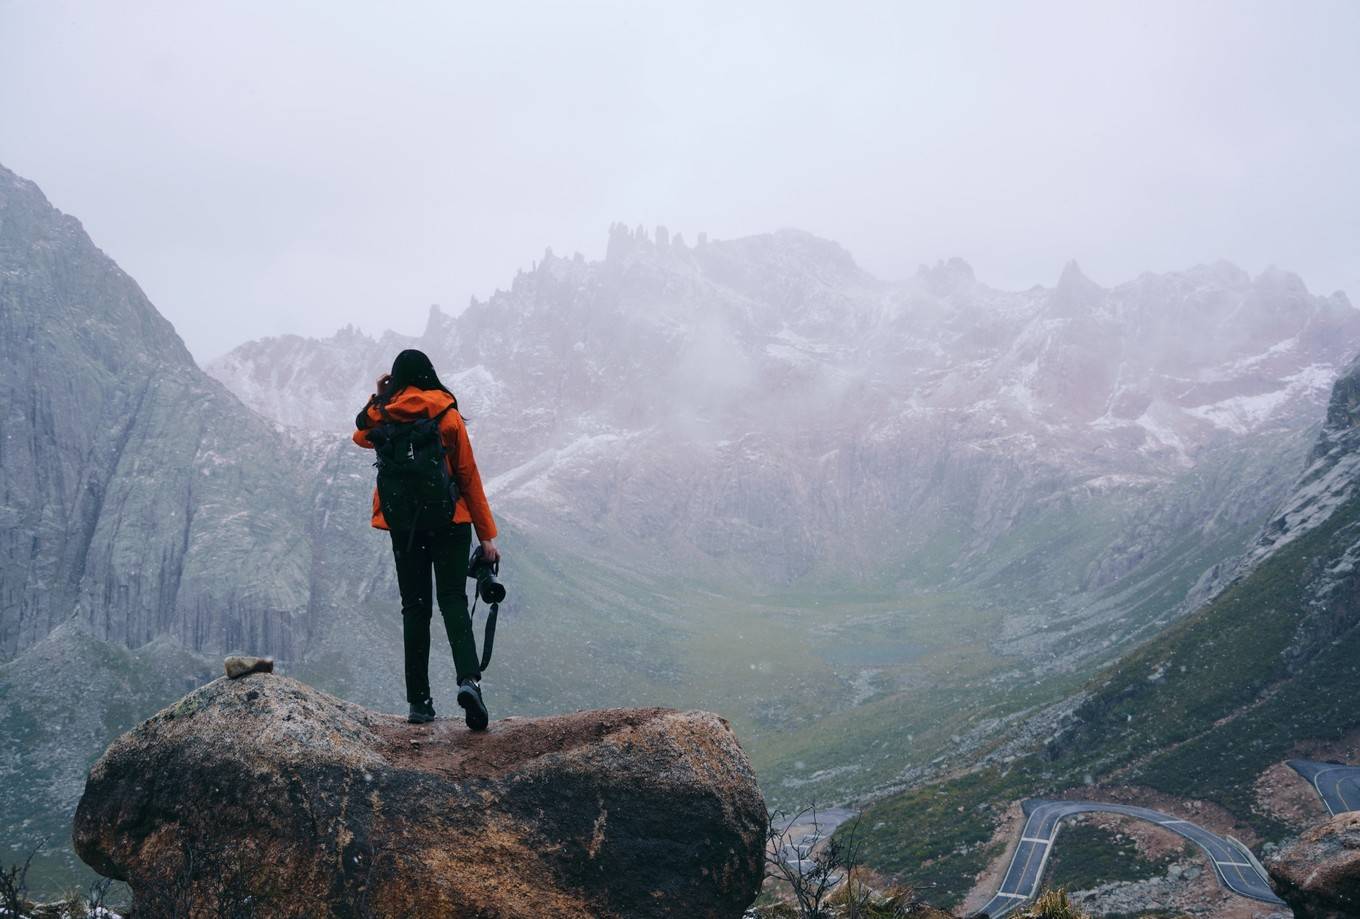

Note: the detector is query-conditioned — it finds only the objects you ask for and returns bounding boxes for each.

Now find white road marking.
[1026,824,1059,898]
[1312,769,1341,816]
[1019,836,1051,844]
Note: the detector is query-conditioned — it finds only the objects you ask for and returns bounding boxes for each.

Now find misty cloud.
[2,0,1356,360]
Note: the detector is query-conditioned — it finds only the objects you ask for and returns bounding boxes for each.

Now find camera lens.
[479,575,506,604]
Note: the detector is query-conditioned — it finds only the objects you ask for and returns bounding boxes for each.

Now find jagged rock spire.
[1050,259,1104,315]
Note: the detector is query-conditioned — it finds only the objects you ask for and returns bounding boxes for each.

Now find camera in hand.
[468,545,506,604]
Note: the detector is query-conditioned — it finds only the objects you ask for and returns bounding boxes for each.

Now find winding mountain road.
[974,799,1285,918]
[1288,759,1360,815]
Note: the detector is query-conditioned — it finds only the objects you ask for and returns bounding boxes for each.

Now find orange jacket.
[352,387,498,541]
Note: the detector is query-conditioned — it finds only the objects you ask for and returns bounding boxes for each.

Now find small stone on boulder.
[223,655,273,679]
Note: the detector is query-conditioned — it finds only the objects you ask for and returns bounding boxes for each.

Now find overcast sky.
[2,1,1357,361]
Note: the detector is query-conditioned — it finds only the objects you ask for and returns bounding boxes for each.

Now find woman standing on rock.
[353,349,499,730]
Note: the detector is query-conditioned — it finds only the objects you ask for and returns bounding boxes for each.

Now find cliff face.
[0,164,313,660]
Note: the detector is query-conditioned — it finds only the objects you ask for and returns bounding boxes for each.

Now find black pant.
[389,523,478,702]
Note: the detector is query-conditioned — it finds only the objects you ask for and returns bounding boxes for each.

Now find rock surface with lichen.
[1269,811,1360,919]
[72,674,767,918]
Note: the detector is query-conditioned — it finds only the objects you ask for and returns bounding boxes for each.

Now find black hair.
[388,349,458,409]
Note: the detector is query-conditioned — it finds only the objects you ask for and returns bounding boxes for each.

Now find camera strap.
[469,592,498,672]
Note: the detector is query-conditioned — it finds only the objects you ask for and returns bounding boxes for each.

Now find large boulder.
[73,674,767,918]
[1268,811,1360,919]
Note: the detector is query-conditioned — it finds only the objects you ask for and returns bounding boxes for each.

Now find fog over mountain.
[211,222,1360,653]
[3,1,1357,357]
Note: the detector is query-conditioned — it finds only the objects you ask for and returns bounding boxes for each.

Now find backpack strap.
[432,402,459,493]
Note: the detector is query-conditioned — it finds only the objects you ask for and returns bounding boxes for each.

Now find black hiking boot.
[408,698,436,724]
[457,678,489,732]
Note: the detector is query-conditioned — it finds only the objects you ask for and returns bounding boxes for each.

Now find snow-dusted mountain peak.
[916,257,977,294]
[207,229,1359,593]
[211,230,1359,458]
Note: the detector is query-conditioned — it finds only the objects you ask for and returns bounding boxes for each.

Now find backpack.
[369,402,460,532]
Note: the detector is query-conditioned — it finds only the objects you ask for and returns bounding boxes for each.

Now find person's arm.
[353,401,378,448]
[353,375,391,447]
[442,411,499,552]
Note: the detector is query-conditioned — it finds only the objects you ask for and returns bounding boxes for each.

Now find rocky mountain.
[206,219,1360,828]
[1056,350,1360,800]
[4,161,1359,899]
[0,163,337,889]
[210,223,1360,659]
[0,164,314,661]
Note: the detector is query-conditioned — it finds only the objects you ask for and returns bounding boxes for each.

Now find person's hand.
[479,538,500,565]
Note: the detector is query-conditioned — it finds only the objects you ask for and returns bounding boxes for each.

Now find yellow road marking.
[1337,777,1357,812]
